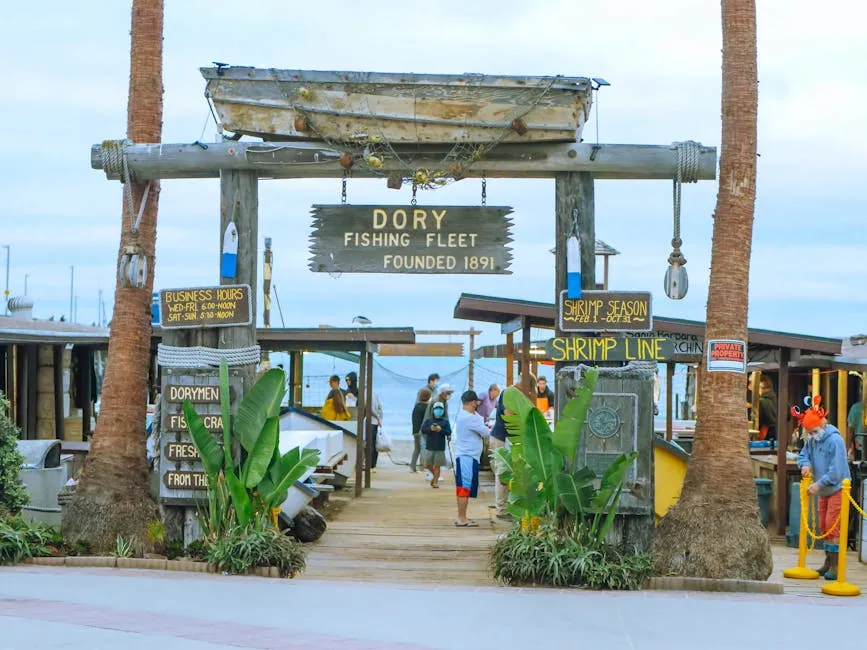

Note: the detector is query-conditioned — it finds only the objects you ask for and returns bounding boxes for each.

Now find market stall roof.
[0,316,109,346]
[453,293,843,357]
[749,334,867,372]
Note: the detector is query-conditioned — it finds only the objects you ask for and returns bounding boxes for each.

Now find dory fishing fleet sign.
[308,205,513,274]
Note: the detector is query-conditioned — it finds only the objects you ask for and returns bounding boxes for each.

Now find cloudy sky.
[1,0,864,347]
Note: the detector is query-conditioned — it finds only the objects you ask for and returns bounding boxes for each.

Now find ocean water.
[268,352,690,440]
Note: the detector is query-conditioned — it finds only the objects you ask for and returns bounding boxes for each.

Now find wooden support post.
[554,171,595,413]
[364,348,374,489]
[811,368,820,398]
[521,321,532,398]
[354,346,367,497]
[603,255,610,290]
[776,347,790,535]
[53,345,65,441]
[219,170,259,392]
[468,329,476,391]
[665,363,674,442]
[81,348,93,438]
[837,370,848,432]
[505,332,514,387]
[822,371,831,415]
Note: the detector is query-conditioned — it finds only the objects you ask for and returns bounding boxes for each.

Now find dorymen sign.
[308,205,513,274]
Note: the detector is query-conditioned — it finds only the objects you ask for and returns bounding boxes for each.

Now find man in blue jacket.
[796,399,851,580]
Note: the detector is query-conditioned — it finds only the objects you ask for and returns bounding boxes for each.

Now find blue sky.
[1,0,865,348]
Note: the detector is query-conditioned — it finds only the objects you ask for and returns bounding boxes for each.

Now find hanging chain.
[481,174,487,206]
[411,182,418,206]
[341,171,348,205]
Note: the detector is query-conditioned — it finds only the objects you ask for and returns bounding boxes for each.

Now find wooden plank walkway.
[304,452,505,586]
[305,451,867,598]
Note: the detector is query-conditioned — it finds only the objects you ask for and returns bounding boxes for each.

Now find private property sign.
[707,339,747,373]
[308,205,513,274]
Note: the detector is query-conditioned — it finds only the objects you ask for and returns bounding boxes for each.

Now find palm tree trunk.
[652,0,772,579]
[62,0,163,551]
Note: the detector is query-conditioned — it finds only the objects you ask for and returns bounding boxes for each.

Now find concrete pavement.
[0,566,861,650]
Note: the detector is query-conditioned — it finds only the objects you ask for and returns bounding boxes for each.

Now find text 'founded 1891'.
[308,205,513,274]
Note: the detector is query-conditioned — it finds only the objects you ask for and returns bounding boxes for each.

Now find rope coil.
[667,140,702,266]
[157,344,261,368]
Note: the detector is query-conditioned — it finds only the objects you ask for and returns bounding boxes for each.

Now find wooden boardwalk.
[305,452,867,599]
[304,452,504,586]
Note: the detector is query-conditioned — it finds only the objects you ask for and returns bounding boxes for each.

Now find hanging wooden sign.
[159,285,252,329]
[164,413,224,433]
[377,342,465,357]
[558,290,652,332]
[545,336,674,362]
[308,205,513,274]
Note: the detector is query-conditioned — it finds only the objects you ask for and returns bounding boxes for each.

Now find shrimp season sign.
[308,205,513,274]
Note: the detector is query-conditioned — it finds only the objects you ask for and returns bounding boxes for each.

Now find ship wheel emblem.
[587,406,621,439]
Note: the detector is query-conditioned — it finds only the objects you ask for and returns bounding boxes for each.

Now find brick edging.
[22,557,283,578]
[646,576,783,594]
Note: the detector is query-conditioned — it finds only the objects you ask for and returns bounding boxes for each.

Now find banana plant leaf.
[597,482,626,543]
[225,468,252,528]
[552,368,598,458]
[490,446,512,476]
[242,416,280,488]
[262,446,321,507]
[590,452,637,510]
[219,360,233,472]
[234,368,286,453]
[521,408,556,493]
[501,386,535,438]
[182,399,223,481]
[556,466,597,517]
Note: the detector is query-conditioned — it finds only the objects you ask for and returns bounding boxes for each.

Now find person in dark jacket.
[410,388,433,472]
[344,371,360,406]
[421,402,452,488]
[758,378,777,444]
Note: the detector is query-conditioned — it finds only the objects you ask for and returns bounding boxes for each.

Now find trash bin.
[16,440,69,527]
[754,478,773,527]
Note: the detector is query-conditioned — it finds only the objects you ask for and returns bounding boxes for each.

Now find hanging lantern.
[119,244,148,289]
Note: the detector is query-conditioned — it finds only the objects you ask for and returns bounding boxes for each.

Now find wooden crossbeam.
[91,141,717,181]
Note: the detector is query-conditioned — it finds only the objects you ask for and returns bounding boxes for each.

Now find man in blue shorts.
[454,390,490,527]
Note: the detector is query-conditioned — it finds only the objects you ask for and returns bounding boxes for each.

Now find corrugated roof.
[453,293,842,356]
[0,316,109,345]
[595,239,620,256]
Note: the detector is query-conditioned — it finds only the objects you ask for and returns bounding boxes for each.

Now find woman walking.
[410,388,433,472]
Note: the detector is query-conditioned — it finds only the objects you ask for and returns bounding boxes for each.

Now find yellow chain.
[848,491,867,518]
[800,477,842,547]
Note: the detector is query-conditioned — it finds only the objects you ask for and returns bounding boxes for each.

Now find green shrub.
[166,540,184,560]
[0,393,28,516]
[205,514,306,578]
[184,539,207,561]
[0,517,56,564]
[490,521,651,590]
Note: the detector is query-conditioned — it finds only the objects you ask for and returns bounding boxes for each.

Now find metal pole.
[69,266,74,322]
[24,274,29,296]
[2,245,9,315]
[263,237,272,328]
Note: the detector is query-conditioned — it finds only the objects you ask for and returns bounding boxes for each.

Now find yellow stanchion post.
[784,473,820,579]
[822,479,861,597]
